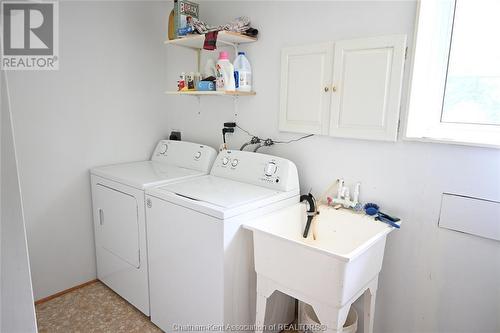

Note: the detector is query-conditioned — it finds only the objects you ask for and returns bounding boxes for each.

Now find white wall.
[1,72,37,333]
[5,1,499,331]
[164,1,500,332]
[7,1,169,300]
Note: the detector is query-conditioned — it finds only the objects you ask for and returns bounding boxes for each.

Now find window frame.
[405,0,500,149]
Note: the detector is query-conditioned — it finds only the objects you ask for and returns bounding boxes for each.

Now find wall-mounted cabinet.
[279,35,406,141]
[279,42,333,135]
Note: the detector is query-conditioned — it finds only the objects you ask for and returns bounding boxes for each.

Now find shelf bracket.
[196,49,201,73]
[233,95,239,117]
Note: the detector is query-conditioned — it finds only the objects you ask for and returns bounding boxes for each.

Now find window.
[406,0,500,148]
[442,0,500,126]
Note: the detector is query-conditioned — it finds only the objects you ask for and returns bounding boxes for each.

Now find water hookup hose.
[300,193,319,238]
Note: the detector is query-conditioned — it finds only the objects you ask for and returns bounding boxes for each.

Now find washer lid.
[91,161,205,189]
[159,175,280,209]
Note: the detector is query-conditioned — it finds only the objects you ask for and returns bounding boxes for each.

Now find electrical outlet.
[169,130,181,141]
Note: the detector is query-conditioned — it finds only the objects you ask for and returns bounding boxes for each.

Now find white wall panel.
[439,193,500,241]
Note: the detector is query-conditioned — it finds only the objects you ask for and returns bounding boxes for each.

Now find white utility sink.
[244,203,398,333]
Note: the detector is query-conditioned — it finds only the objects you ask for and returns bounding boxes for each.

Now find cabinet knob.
[332,85,337,92]
[324,87,329,92]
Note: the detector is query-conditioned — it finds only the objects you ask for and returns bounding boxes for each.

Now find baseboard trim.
[34,279,98,305]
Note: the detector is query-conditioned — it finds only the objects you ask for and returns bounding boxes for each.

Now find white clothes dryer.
[90,140,217,315]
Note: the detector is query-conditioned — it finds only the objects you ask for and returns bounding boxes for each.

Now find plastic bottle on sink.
[233,52,252,92]
[216,51,235,92]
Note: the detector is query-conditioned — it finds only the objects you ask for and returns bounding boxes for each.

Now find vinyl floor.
[35,280,299,333]
[35,281,162,333]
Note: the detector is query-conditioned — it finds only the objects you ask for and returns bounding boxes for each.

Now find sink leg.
[312,303,349,333]
[255,293,267,333]
[363,286,377,333]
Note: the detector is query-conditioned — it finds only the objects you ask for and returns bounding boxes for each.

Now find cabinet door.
[329,35,406,141]
[279,42,333,135]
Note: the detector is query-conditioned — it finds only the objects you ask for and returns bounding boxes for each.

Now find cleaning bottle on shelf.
[216,51,235,92]
[234,52,252,92]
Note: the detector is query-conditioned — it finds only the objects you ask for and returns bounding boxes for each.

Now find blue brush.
[375,215,401,228]
[364,203,379,216]
[364,203,400,229]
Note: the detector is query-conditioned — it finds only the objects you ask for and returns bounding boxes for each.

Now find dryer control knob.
[159,143,168,154]
[264,162,277,177]
[194,151,202,159]
[231,159,239,167]
[222,157,229,165]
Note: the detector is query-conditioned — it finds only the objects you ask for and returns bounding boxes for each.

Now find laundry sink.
[244,203,399,332]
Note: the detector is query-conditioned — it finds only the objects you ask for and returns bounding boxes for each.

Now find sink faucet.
[328,179,361,209]
[300,193,319,238]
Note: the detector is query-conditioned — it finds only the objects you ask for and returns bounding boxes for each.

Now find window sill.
[403,133,500,149]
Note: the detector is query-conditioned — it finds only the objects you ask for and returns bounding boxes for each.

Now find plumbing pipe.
[253,143,264,152]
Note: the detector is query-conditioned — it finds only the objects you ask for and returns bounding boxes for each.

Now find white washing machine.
[145,150,300,332]
[90,140,217,315]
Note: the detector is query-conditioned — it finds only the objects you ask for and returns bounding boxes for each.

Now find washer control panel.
[151,140,217,172]
[211,150,299,191]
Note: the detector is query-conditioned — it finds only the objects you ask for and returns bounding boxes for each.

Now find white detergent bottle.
[233,52,252,92]
[216,51,235,92]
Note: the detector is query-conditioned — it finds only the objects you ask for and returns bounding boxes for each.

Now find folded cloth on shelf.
[192,18,215,34]
[194,16,256,50]
[243,28,258,37]
[220,16,251,32]
[203,31,219,51]
[192,16,253,35]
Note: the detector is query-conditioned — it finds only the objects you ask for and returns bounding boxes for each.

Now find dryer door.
[94,184,140,268]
